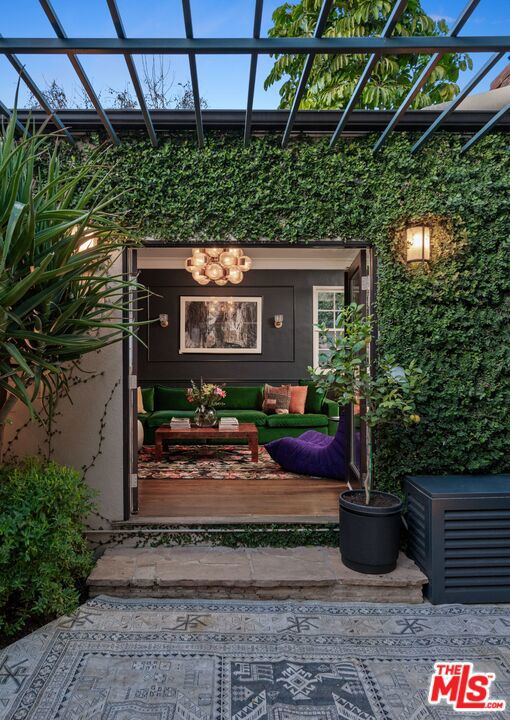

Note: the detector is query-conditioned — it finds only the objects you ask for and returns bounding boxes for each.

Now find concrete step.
[87,547,427,603]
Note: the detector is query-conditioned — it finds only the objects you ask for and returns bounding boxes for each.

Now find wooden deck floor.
[138,474,347,523]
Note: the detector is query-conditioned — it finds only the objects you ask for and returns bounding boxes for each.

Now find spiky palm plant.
[0,108,145,457]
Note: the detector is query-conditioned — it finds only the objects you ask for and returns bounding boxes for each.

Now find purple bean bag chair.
[265,413,346,480]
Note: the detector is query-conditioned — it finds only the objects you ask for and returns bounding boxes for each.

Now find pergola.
[1,0,509,154]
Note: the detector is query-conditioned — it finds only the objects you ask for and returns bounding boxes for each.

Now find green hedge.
[68,131,510,491]
[0,460,94,638]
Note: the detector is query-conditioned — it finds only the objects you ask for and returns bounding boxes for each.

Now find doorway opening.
[124,244,374,523]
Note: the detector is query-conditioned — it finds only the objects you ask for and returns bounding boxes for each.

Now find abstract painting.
[180,296,262,353]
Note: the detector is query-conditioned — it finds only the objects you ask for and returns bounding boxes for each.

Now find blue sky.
[0,0,508,110]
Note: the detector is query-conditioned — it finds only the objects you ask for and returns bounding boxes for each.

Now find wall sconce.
[406,225,431,264]
[159,313,169,328]
[274,314,284,329]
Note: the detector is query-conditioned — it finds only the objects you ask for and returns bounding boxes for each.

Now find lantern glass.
[406,225,431,263]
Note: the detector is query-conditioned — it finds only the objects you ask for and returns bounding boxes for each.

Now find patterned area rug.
[2,596,510,719]
[139,445,323,482]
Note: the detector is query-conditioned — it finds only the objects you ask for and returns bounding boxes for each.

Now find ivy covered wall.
[74,131,510,492]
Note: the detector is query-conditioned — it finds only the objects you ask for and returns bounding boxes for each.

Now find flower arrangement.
[186,379,226,409]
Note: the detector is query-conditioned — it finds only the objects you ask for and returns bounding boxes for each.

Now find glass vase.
[194,405,217,428]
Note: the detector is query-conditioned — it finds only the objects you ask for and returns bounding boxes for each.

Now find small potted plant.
[187,379,226,427]
[310,303,425,574]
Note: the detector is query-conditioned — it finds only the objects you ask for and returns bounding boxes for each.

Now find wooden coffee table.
[154,423,259,462]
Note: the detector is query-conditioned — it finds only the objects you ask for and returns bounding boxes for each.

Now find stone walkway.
[2,596,510,719]
[88,546,427,602]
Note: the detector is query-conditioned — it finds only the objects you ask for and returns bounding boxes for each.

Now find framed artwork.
[179,296,262,354]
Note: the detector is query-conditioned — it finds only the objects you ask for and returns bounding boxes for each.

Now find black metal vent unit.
[405,475,510,604]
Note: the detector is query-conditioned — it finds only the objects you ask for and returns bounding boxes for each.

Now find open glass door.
[345,250,370,488]
[125,247,139,515]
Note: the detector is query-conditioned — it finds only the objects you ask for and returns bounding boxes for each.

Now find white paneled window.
[312,286,344,370]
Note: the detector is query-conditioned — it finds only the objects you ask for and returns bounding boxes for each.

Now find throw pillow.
[262,384,291,415]
[288,385,308,414]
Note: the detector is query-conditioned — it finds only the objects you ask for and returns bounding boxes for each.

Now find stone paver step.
[87,547,427,603]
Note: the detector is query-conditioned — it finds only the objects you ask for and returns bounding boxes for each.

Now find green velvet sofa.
[138,382,339,445]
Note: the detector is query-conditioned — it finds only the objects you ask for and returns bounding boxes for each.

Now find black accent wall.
[138,269,344,386]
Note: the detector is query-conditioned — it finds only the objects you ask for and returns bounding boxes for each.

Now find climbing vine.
[61,130,510,492]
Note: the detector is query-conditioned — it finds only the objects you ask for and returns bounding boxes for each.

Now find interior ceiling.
[137,246,359,271]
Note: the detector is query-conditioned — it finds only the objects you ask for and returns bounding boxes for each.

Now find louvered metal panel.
[405,475,510,604]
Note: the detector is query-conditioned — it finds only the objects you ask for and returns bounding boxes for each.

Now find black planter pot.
[339,490,403,574]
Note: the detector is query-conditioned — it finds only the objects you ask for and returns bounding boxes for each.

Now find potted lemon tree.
[310,303,425,574]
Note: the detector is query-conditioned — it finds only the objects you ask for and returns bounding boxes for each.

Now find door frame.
[121,240,376,520]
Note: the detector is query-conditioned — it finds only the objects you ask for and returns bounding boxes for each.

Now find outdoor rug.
[1,597,510,719]
[138,444,325,482]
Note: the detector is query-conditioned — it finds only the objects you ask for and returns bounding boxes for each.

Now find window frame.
[312,285,344,371]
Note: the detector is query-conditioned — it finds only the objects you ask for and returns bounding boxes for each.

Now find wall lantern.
[406,225,431,264]
[273,314,284,329]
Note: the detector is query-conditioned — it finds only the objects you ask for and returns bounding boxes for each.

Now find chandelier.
[185,247,252,286]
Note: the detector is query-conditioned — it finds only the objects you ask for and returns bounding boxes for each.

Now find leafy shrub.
[0,459,94,639]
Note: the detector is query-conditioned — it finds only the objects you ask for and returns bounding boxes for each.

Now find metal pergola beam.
[244,0,263,147]
[329,0,407,148]
[461,101,510,154]
[0,99,28,134]
[0,36,509,55]
[281,0,334,148]
[0,33,74,143]
[106,0,157,147]
[411,52,505,153]
[182,0,204,148]
[39,0,119,145]
[373,0,480,152]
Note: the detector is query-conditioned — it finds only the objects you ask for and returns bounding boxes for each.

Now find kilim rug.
[1,596,510,719]
[138,445,324,482]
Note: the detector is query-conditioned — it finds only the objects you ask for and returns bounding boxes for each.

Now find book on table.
[219,417,239,428]
[170,418,191,428]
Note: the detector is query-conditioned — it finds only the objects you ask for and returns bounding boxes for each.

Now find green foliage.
[264,0,472,109]
[61,130,510,495]
[309,303,424,428]
[0,459,94,638]
[0,109,147,432]
[309,302,424,501]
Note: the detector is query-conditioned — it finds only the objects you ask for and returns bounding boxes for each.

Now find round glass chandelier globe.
[219,251,237,268]
[227,267,244,285]
[196,275,211,285]
[205,263,224,281]
[191,251,208,268]
[192,268,208,283]
[228,247,244,258]
[205,247,223,258]
[215,278,228,286]
[184,257,195,272]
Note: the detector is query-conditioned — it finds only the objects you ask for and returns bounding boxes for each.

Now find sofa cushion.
[141,386,154,412]
[262,384,291,414]
[288,385,308,414]
[223,386,263,410]
[266,413,328,428]
[299,380,326,414]
[155,386,190,411]
[217,410,267,427]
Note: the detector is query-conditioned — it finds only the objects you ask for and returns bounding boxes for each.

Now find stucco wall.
[5,257,126,527]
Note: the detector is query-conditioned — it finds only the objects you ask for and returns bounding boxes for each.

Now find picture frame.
[179,296,262,354]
